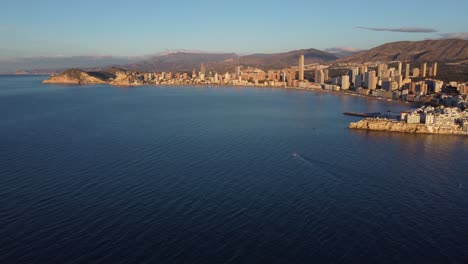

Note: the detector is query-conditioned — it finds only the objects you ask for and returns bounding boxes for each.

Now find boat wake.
[292,152,320,166]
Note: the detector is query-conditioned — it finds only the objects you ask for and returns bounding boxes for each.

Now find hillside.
[42,69,108,84]
[123,52,238,72]
[237,49,338,69]
[120,49,338,73]
[338,39,468,63]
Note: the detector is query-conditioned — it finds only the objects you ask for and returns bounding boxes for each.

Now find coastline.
[43,78,416,107]
[349,118,467,136]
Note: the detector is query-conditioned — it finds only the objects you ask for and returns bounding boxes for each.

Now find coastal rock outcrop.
[42,69,107,84]
[349,118,465,135]
[109,71,142,86]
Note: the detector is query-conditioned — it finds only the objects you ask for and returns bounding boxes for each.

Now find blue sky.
[1,0,467,58]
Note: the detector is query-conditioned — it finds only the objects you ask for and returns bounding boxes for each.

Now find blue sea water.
[0,75,467,263]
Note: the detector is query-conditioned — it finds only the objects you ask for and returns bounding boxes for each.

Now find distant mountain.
[0,56,141,74]
[237,49,339,69]
[123,53,239,72]
[338,39,468,63]
[121,48,339,73]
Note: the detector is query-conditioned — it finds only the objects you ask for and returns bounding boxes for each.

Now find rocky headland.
[42,69,107,85]
[349,118,466,135]
[43,68,144,86]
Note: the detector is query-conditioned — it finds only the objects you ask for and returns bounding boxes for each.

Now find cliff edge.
[109,71,142,86]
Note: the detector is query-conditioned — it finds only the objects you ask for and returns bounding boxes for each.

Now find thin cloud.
[324,47,363,53]
[356,26,437,33]
[438,32,468,40]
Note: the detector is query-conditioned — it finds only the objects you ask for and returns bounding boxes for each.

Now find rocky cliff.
[349,118,465,135]
[42,69,107,84]
[109,72,142,86]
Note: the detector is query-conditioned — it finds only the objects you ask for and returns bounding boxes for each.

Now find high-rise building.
[348,67,359,85]
[281,70,287,82]
[192,69,196,79]
[395,75,403,88]
[341,75,350,90]
[377,63,386,78]
[413,68,420,78]
[316,70,325,85]
[382,81,399,91]
[235,66,241,77]
[421,63,427,78]
[355,74,363,88]
[398,62,402,76]
[323,69,329,81]
[377,64,383,78]
[365,71,377,90]
[224,72,231,81]
[298,55,304,81]
[287,69,296,85]
[433,62,438,76]
[360,65,368,75]
[200,64,206,75]
[369,75,377,90]
[405,63,411,79]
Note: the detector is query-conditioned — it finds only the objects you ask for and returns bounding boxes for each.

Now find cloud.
[438,32,468,40]
[325,47,362,53]
[324,47,364,58]
[356,26,437,33]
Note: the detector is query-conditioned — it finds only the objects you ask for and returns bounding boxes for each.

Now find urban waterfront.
[1,75,468,263]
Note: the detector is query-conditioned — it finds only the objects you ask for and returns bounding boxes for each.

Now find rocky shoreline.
[349,118,466,135]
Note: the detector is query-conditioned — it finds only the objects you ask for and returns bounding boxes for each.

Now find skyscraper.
[413,68,420,78]
[369,75,377,90]
[235,66,241,77]
[433,62,438,76]
[323,69,329,81]
[341,75,350,90]
[355,74,363,88]
[316,70,325,85]
[365,71,377,90]
[360,65,368,75]
[348,67,359,85]
[421,63,427,78]
[200,64,206,75]
[298,55,304,81]
[398,62,402,76]
[377,63,388,78]
[405,63,411,79]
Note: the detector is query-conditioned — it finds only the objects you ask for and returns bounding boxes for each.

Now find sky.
[1,0,468,59]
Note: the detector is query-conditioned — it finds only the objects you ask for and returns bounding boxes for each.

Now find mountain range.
[338,39,468,63]
[2,39,467,74]
[121,48,339,73]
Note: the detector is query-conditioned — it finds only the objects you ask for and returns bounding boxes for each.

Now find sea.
[1,75,467,263]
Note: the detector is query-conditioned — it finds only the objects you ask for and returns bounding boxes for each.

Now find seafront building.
[109,54,466,111]
[299,55,304,81]
[400,106,468,133]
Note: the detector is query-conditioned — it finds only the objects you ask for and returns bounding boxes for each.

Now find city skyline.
[1,0,468,59]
